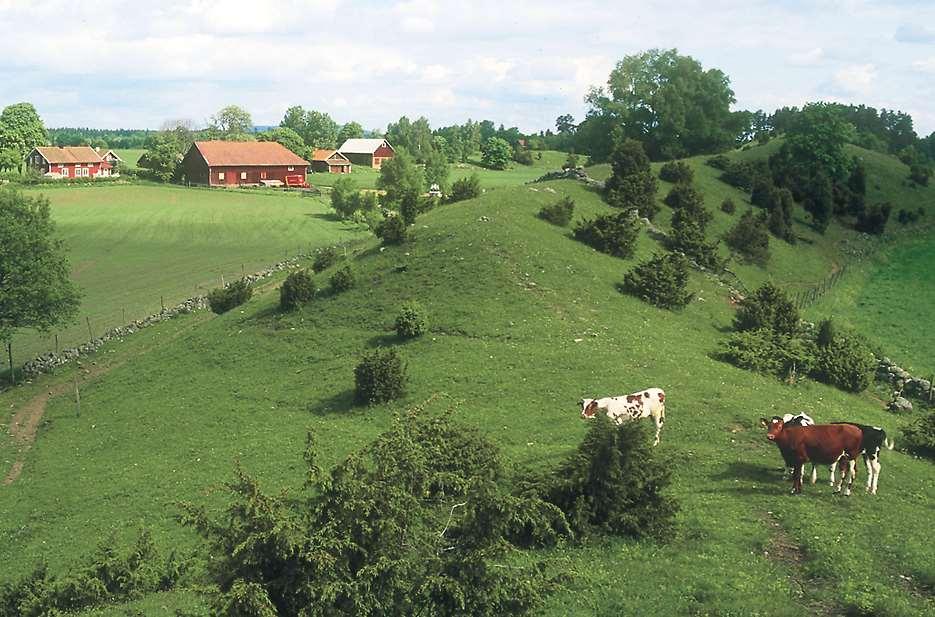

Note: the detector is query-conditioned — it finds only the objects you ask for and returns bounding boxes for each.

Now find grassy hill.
[1,146,934,615]
[112,149,144,170]
[9,184,365,366]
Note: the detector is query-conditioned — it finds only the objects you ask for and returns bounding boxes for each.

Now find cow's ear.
[758,417,769,427]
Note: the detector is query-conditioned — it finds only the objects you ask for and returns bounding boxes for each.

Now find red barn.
[338,138,395,169]
[27,146,113,179]
[181,141,310,187]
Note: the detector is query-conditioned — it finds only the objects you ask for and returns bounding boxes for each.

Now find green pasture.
[2,154,934,615]
[112,149,144,170]
[8,184,365,366]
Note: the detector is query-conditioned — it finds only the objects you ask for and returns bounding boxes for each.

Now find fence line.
[791,264,848,309]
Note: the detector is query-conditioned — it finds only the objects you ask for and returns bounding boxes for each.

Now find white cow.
[580,387,666,446]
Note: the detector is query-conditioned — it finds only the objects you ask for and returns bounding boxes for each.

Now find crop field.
[8,184,366,366]
[1,145,934,615]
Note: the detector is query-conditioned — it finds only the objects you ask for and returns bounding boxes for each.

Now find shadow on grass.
[709,461,783,494]
[308,388,357,416]
[305,212,341,222]
[366,333,401,349]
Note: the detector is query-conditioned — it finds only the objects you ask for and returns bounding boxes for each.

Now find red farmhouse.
[181,141,310,187]
[27,146,113,179]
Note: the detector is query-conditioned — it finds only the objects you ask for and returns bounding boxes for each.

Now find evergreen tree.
[603,135,659,220]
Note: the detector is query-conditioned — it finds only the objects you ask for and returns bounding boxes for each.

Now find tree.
[0,103,48,162]
[733,282,799,335]
[724,210,770,265]
[209,105,254,138]
[303,111,339,150]
[377,150,424,209]
[386,116,434,162]
[422,146,450,192]
[336,121,364,145]
[330,176,360,219]
[0,148,21,172]
[603,135,659,220]
[257,127,306,158]
[138,132,183,183]
[803,172,833,233]
[589,49,740,159]
[481,137,512,170]
[666,184,719,269]
[0,189,80,384]
[555,114,576,134]
[622,252,692,309]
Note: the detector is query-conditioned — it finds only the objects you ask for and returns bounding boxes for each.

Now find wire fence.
[791,264,848,310]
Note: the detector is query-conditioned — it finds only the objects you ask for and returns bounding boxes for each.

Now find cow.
[779,413,839,486]
[759,416,864,495]
[580,387,666,446]
[833,423,894,495]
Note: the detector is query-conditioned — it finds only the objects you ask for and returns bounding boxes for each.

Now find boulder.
[888,397,913,413]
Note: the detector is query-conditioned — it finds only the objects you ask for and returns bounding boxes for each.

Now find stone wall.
[877,356,933,412]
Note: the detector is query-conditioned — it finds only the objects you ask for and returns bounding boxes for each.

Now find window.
[260,171,267,180]
[240,171,247,180]
[218,172,225,181]
[61,167,69,177]
[287,166,294,171]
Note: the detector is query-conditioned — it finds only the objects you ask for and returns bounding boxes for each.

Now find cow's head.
[580,399,599,419]
[759,416,785,441]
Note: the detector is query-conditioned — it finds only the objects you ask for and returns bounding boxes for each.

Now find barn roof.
[311,149,350,163]
[33,146,104,164]
[192,141,309,166]
[338,138,394,154]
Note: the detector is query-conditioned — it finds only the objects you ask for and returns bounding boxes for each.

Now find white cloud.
[833,63,877,94]
[912,58,935,74]
[789,47,825,66]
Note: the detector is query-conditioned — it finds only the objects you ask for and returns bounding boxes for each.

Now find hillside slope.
[1,163,934,615]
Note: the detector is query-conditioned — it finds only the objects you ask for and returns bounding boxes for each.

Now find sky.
[1,0,933,136]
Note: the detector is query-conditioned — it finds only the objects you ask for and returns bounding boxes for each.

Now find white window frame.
[287,166,294,171]
[218,172,225,181]
[240,171,247,180]
[61,167,69,177]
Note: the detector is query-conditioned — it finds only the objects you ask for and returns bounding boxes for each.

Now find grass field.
[1,145,934,615]
[112,149,144,170]
[8,184,365,366]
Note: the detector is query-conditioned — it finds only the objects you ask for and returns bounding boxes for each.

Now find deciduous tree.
[0,102,48,161]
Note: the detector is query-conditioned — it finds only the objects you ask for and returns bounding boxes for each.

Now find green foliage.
[279,269,316,311]
[724,209,770,265]
[329,176,360,219]
[481,137,513,170]
[733,283,799,335]
[573,210,641,259]
[513,145,533,165]
[183,411,559,616]
[354,348,407,404]
[538,197,575,226]
[400,193,419,225]
[336,121,364,145]
[376,213,408,245]
[667,186,719,269]
[908,164,931,186]
[386,116,435,161]
[280,107,338,150]
[897,207,925,225]
[705,154,730,170]
[329,263,356,293]
[802,172,834,233]
[312,246,339,273]
[543,415,678,538]
[663,182,704,210]
[256,126,306,158]
[813,331,875,393]
[720,159,768,191]
[659,160,694,184]
[621,252,692,309]
[447,173,481,203]
[720,329,816,379]
[207,279,252,315]
[209,105,254,139]
[563,151,580,170]
[817,318,835,348]
[603,136,659,220]
[902,411,935,460]
[0,102,48,159]
[378,149,425,207]
[720,198,736,214]
[855,202,892,235]
[593,48,740,159]
[138,132,184,183]
[0,189,80,382]
[780,102,856,181]
[422,146,451,192]
[0,529,183,617]
[395,301,428,338]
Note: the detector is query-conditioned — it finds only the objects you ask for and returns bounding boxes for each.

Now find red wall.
[373,145,394,158]
[209,165,306,186]
[49,163,108,178]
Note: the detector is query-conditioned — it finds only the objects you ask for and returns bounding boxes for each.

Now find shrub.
[563,151,580,170]
[573,211,641,259]
[733,283,799,335]
[855,202,892,235]
[724,209,770,265]
[621,252,692,309]
[720,329,816,379]
[447,173,481,203]
[395,301,428,338]
[816,318,835,348]
[329,264,355,293]
[720,160,767,191]
[909,164,932,186]
[312,246,338,273]
[706,154,731,170]
[659,160,693,184]
[543,415,678,538]
[903,411,935,459]
[663,182,704,210]
[667,189,719,269]
[897,208,921,225]
[399,193,419,225]
[376,212,407,244]
[280,269,315,310]
[538,196,575,226]
[603,137,659,220]
[481,136,512,170]
[813,332,875,392]
[208,279,252,314]
[720,198,736,214]
[354,348,407,404]
[513,146,533,165]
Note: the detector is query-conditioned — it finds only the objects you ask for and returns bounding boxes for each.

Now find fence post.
[86,316,93,342]
[74,374,81,418]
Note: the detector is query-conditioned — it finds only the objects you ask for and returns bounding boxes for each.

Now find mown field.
[112,149,144,170]
[1,144,934,615]
[8,184,365,366]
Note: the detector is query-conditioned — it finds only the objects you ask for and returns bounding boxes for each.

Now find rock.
[888,397,913,413]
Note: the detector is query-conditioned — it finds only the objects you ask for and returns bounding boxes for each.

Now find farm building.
[181,141,310,187]
[338,138,395,169]
[26,146,114,178]
[96,148,123,170]
[310,149,352,174]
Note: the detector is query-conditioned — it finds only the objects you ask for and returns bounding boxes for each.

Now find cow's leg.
[810,464,817,484]
[843,458,856,496]
[651,410,663,447]
[828,460,837,487]
[869,452,881,495]
[792,464,803,494]
[864,453,873,493]
[833,457,845,494]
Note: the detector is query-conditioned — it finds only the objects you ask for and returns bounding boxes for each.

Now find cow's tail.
[884,437,895,450]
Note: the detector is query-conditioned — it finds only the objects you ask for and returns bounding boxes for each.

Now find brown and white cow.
[580,387,666,446]
[760,416,863,495]
[833,423,894,495]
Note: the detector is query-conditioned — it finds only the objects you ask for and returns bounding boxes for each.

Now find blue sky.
[1,0,933,136]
